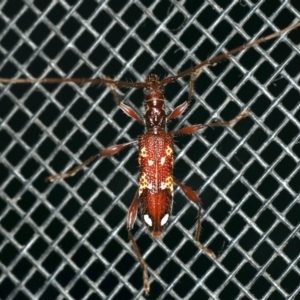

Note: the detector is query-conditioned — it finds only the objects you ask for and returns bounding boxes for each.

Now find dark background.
[1,1,300,299]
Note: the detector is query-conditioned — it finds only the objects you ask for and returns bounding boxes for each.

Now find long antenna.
[0,21,299,88]
[161,21,300,85]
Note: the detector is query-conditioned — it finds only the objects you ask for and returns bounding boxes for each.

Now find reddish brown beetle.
[1,21,299,294]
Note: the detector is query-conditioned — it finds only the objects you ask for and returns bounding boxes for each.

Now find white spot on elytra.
[161,214,169,226]
[148,160,154,166]
[147,183,153,189]
[144,214,153,227]
[160,182,167,190]
[160,157,165,165]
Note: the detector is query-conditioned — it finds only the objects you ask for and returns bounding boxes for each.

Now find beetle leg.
[46,140,138,182]
[170,111,249,135]
[174,178,216,259]
[167,100,190,120]
[109,83,144,123]
[127,191,150,295]
[167,73,197,121]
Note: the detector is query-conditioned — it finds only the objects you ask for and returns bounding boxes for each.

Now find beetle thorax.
[144,75,167,134]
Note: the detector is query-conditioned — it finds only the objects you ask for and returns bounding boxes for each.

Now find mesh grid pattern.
[1,1,300,299]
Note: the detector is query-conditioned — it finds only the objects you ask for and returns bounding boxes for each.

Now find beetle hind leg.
[127,191,150,294]
[193,205,217,259]
[174,178,216,259]
[128,230,149,294]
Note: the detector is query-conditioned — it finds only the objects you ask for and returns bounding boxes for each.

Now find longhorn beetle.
[1,21,299,294]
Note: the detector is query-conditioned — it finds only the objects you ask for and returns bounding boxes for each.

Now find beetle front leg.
[109,83,144,123]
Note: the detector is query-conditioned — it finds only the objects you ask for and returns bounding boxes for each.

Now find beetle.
[1,21,299,294]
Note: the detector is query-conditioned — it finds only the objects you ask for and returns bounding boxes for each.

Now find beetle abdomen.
[138,132,173,235]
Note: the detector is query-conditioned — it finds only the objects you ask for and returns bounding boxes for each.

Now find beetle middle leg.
[47,140,138,182]
[170,110,249,136]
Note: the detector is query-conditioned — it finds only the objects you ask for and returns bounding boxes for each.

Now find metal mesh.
[1,0,300,299]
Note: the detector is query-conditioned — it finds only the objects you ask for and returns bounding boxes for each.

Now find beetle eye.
[160,213,169,226]
[143,214,153,227]
[143,88,152,95]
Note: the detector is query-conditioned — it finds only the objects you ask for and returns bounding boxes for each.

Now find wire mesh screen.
[1,0,300,299]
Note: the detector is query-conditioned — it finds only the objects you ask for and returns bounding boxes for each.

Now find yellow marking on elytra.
[160,176,173,192]
[139,173,148,195]
[140,147,148,157]
[166,176,173,192]
[166,146,173,156]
